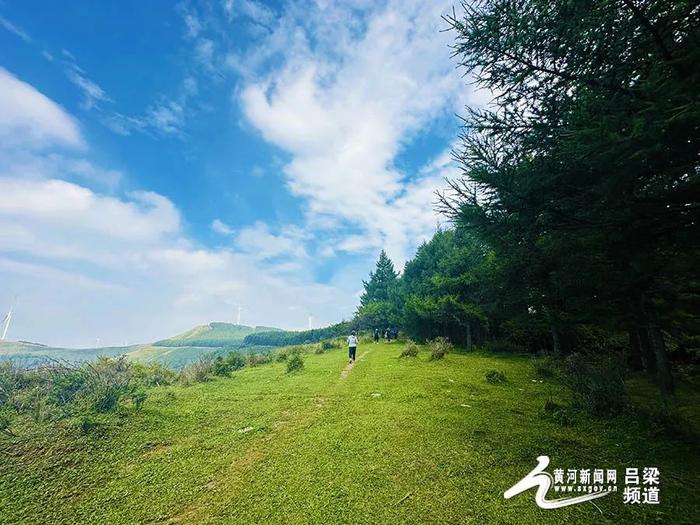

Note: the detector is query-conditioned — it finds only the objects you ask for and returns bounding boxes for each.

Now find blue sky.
[0,0,485,347]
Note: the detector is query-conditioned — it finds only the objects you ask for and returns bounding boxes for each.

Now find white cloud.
[0,174,354,347]
[0,70,356,346]
[0,67,84,149]
[0,15,31,42]
[182,10,202,39]
[65,65,112,110]
[211,218,234,235]
[235,222,309,261]
[238,0,469,264]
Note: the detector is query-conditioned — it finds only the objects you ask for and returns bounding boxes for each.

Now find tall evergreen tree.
[360,250,398,306]
[437,0,700,393]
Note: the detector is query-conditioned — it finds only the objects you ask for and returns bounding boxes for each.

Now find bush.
[485,369,506,384]
[131,388,147,411]
[214,351,246,377]
[320,340,338,350]
[51,368,88,406]
[561,353,628,417]
[400,340,419,358]
[286,352,304,373]
[532,355,558,379]
[82,357,134,413]
[542,398,574,426]
[132,363,176,387]
[179,355,215,385]
[247,353,272,368]
[429,337,452,360]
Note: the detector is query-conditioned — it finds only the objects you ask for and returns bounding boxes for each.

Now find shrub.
[532,355,558,379]
[214,351,246,377]
[542,398,574,426]
[131,388,147,411]
[286,352,304,373]
[132,363,176,387]
[320,340,338,350]
[247,353,272,368]
[400,340,419,358]
[561,353,628,417]
[485,369,506,384]
[179,355,215,385]
[51,368,88,406]
[275,350,289,362]
[82,357,134,413]
[429,337,452,360]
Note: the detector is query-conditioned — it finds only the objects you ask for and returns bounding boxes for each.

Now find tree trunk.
[466,320,473,350]
[550,324,561,355]
[648,323,674,394]
[636,291,673,394]
[627,328,644,371]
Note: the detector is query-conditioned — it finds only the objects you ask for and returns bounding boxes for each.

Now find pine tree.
[360,250,398,307]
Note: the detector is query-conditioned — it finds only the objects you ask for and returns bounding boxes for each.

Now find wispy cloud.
[0,15,31,42]
[211,218,234,235]
[65,63,113,110]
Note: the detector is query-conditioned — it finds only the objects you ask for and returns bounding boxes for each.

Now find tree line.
[356,0,699,394]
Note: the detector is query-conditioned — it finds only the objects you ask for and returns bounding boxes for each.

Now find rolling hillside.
[0,343,697,524]
[0,323,282,368]
[153,322,282,347]
[0,340,131,366]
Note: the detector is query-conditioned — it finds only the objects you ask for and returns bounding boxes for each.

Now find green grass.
[0,343,697,524]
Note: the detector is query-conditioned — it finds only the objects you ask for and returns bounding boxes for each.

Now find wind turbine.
[1,304,13,340]
[308,315,313,330]
[237,306,243,326]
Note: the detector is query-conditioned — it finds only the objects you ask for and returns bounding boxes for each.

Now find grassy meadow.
[0,342,697,524]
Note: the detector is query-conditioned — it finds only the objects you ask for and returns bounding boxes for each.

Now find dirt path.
[340,350,368,379]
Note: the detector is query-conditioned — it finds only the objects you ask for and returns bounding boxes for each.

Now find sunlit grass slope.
[153,322,280,347]
[0,343,697,524]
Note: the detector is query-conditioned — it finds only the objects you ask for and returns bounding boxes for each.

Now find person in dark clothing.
[373,328,380,344]
[393,326,399,340]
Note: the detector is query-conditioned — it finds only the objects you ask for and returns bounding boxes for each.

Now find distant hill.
[0,322,282,368]
[243,321,352,347]
[0,340,130,367]
[153,322,282,348]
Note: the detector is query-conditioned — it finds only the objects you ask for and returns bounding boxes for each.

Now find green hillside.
[153,322,281,348]
[1,342,697,524]
[0,340,130,366]
[0,323,282,368]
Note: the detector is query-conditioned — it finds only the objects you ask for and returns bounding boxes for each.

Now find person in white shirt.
[347,331,358,363]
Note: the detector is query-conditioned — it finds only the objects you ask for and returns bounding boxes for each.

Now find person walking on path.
[373,328,380,344]
[347,331,358,363]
